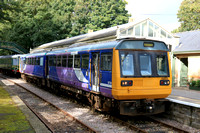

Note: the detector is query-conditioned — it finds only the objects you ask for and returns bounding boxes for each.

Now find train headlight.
[160,80,170,85]
[121,80,133,86]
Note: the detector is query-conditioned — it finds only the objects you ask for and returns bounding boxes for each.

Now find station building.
[173,30,200,87]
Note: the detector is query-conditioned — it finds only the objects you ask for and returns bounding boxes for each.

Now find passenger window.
[48,56,52,66]
[68,55,73,68]
[62,55,67,67]
[156,55,168,76]
[81,54,89,69]
[100,53,112,71]
[36,57,40,65]
[139,54,152,76]
[57,56,61,67]
[74,55,80,68]
[30,58,32,65]
[53,56,56,66]
[40,57,44,66]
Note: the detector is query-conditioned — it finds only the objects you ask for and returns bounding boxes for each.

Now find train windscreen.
[120,51,169,77]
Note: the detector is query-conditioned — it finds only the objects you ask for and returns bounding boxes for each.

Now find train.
[0,54,21,76]
[0,38,172,116]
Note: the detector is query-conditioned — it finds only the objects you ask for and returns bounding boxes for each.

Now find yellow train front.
[112,39,172,115]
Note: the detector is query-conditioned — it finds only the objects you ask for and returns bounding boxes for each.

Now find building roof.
[173,30,200,54]
[31,18,175,53]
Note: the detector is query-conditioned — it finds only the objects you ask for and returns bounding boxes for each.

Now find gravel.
[3,77,135,133]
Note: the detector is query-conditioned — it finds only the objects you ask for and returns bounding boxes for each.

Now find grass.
[0,86,35,133]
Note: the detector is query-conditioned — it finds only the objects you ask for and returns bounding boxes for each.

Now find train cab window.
[100,53,112,71]
[81,54,89,69]
[68,55,73,68]
[156,55,168,76]
[120,53,134,76]
[57,56,62,67]
[40,57,44,66]
[74,55,80,68]
[62,55,67,67]
[139,54,152,76]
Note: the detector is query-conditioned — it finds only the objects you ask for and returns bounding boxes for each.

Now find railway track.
[0,75,97,133]
[0,74,194,133]
[109,115,191,133]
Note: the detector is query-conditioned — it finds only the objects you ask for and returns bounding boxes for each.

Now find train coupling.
[120,99,167,116]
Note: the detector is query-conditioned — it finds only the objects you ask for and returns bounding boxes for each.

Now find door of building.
[180,58,188,87]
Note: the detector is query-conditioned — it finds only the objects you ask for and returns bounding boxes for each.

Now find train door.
[91,53,100,92]
[45,56,49,77]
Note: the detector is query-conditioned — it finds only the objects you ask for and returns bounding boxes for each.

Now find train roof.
[23,52,47,58]
[0,54,22,59]
[46,40,118,55]
[45,38,168,55]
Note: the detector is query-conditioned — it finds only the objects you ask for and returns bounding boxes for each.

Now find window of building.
[81,54,89,69]
[135,24,140,36]
[148,21,154,37]
[100,53,112,71]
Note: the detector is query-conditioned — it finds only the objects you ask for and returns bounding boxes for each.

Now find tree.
[70,0,130,36]
[174,0,200,32]
[0,0,19,23]
[1,0,130,50]
[3,0,75,49]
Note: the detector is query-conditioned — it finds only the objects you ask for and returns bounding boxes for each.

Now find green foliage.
[0,0,19,23]
[195,80,200,87]
[1,0,130,51]
[174,0,200,32]
[190,80,196,87]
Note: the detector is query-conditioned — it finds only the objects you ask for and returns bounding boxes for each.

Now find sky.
[125,0,183,32]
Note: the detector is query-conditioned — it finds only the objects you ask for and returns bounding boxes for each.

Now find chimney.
[129,18,135,23]
[88,29,93,33]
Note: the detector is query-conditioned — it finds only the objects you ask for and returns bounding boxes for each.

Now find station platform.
[0,79,51,133]
[167,87,200,108]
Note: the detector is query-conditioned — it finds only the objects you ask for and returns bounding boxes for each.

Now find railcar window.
[32,58,36,65]
[53,56,56,66]
[62,55,67,67]
[74,55,80,68]
[101,53,112,71]
[157,55,168,76]
[48,56,52,66]
[36,57,40,65]
[139,54,152,76]
[57,56,62,67]
[120,53,134,76]
[40,57,44,66]
[30,58,32,65]
[81,54,89,69]
[68,55,73,68]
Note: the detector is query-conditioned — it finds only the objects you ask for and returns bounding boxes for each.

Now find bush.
[190,81,196,87]
[195,80,200,87]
